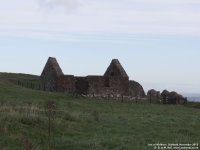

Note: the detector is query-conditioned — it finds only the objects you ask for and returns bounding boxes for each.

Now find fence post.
[43,85,46,91]
[121,95,124,102]
[31,81,33,89]
[150,92,152,104]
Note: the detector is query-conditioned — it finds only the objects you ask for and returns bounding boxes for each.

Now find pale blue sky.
[0,0,200,95]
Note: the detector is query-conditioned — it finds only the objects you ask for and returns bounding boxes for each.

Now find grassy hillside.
[0,73,199,150]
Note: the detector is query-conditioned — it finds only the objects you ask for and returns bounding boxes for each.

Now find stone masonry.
[41,57,145,99]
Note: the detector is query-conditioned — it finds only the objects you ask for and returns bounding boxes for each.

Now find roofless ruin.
[41,57,145,100]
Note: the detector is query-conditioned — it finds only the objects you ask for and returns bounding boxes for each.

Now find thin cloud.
[0,0,199,36]
[38,0,84,12]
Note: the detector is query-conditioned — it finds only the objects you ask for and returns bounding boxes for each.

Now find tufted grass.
[0,73,199,150]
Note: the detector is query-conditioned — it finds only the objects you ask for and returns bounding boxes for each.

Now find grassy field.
[0,73,199,150]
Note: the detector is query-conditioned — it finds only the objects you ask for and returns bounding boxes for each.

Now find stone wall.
[147,89,160,98]
[75,77,89,95]
[87,76,129,98]
[57,75,136,99]
[41,57,146,100]
[161,90,187,104]
[57,75,76,93]
[126,80,145,97]
[108,76,129,95]
[104,59,129,78]
[41,57,64,91]
[87,76,105,95]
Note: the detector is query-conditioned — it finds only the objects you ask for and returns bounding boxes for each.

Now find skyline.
[0,0,200,96]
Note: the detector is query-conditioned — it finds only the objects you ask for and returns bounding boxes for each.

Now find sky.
[0,0,200,96]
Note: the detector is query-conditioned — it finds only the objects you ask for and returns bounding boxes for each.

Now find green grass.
[0,73,199,150]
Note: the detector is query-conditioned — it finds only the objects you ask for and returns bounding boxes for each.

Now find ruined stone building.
[146,89,187,104]
[41,57,145,99]
[161,90,187,104]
